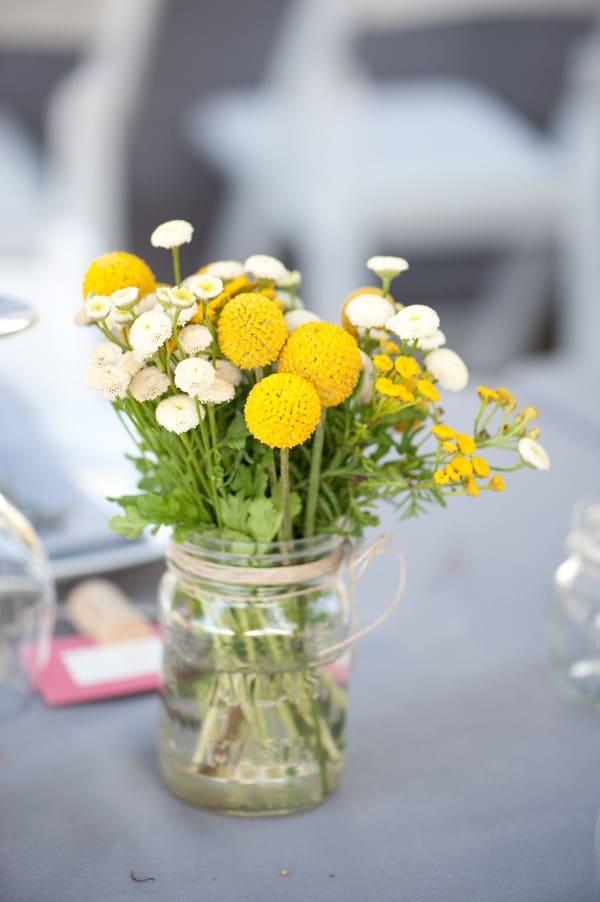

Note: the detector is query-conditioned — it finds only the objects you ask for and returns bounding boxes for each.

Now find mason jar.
[157,534,353,816]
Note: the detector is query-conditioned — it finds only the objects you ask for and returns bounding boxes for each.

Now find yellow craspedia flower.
[434,470,450,486]
[218,293,287,370]
[83,252,156,299]
[465,476,480,497]
[472,456,490,477]
[244,373,321,449]
[395,356,421,379]
[456,433,476,455]
[488,474,505,492]
[416,379,440,402]
[373,355,393,373]
[278,322,361,407]
[432,424,456,441]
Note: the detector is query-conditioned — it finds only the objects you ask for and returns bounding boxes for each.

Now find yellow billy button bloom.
[465,476,480,497]
[472,456,491,478]
[434,470,450,486]
[416,379,440,403]
[432,424,457,441]
[244,373,321,449]
[456,434,476,455]
[477,385,499,403]
[395,356,421,379]
[488,475,505,492]
[83,252,156,299]
[278,321,361,407]
[373,355,393,373]
[218,293,287,369]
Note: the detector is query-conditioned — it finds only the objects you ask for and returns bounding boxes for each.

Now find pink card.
[22,630,162,706]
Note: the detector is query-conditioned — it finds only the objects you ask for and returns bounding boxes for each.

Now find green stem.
[172,246,181,287]
[280,448,292,541]
[304,411,326,537]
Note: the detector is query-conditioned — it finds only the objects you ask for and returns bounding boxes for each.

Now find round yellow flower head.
[244,373,321,449]
[218,293,287,369]
[83,252,156,299]
[278,322,361,407]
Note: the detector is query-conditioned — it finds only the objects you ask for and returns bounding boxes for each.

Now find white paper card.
[61,636,162,687]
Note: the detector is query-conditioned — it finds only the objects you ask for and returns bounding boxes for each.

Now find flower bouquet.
[79,219,549,815]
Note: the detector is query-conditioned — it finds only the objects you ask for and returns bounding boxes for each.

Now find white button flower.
[120,350,144,377]
[174,357,216,395]
[150,219,194,249]
[357,350,375,404]
[187,274,224,300]
[278,269,302,290]
[89,341,123,367]
[194,378,236,405]
[110,307,135,326]
[156,394,202,433]
[135,292,158,315]
[425,348,469,392]
[111,286,139,309]
[130,367,171,402]
[169,287,196,309]
[214,358,242,386]
[518,437,550,471]
[129,309,172,360]
[205,260,245,281]
[284,309,321,333]
[244,254,288,284]
[175,303,198,326]
[386,304,440,341]
[366,256,410,278]
[345,294,395,329]
[179,324,212,355]
[85,295,112,321]
[84,365,131,400]
[417,329,446,351]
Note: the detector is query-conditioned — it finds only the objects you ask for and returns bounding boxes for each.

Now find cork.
[65,579,153,644]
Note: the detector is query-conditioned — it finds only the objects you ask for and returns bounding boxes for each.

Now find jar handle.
[315,533,406,661]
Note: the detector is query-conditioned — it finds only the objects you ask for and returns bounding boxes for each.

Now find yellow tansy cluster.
[244,373,321,449]
[477,385,517,410]
[373,353,440,405]
[218,293,287,369]
[279,322,361,407]
[82,252,156,299]
[431,424,504,496]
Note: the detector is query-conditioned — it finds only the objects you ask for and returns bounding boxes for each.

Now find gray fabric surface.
[1,365,599,902]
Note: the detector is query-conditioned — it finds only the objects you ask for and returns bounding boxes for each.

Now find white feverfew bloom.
[89,341,123,367]
[111,286,139,309]
[244,253,288,284]
[205,259,245,281]
[417,329,446,351]
[130,367,170,402]
[135,292,158,314]
[179,324,212,355]
[174,357,216,395]
[187,274,223,300]
[518,437,550,471]
[156,286,172,307]
[214,358,242,386]
[345,293,395,329]
[357,350,375,404]
[75,306,92,326]
[129,309,172,359]
[366,255,410,278]
[194,378,236,405]
[150,219,194,249]
[285,309,321,333]
[89,365,131,400]
[110,307,134,326]
[169,287,196,309]
[175,303,198,326]
[85,295,112,321]
[386,304,440,341]
[425,348,469,392]
[278,269,302,290]
[156,394,202,433]
[120,350,144,376]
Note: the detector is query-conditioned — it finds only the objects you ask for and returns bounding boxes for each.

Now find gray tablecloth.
[2,362,599,902]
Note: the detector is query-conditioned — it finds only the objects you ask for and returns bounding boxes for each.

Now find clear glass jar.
[158,534,353,816]
[549,499,600,704]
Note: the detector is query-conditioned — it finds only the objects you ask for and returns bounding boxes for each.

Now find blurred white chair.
[185,0,600,365]
[0,0,163,461]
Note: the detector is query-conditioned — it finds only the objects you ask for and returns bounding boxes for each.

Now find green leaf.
[247,497,282,542]
[224,417,249,450]
[109,507,147,540]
